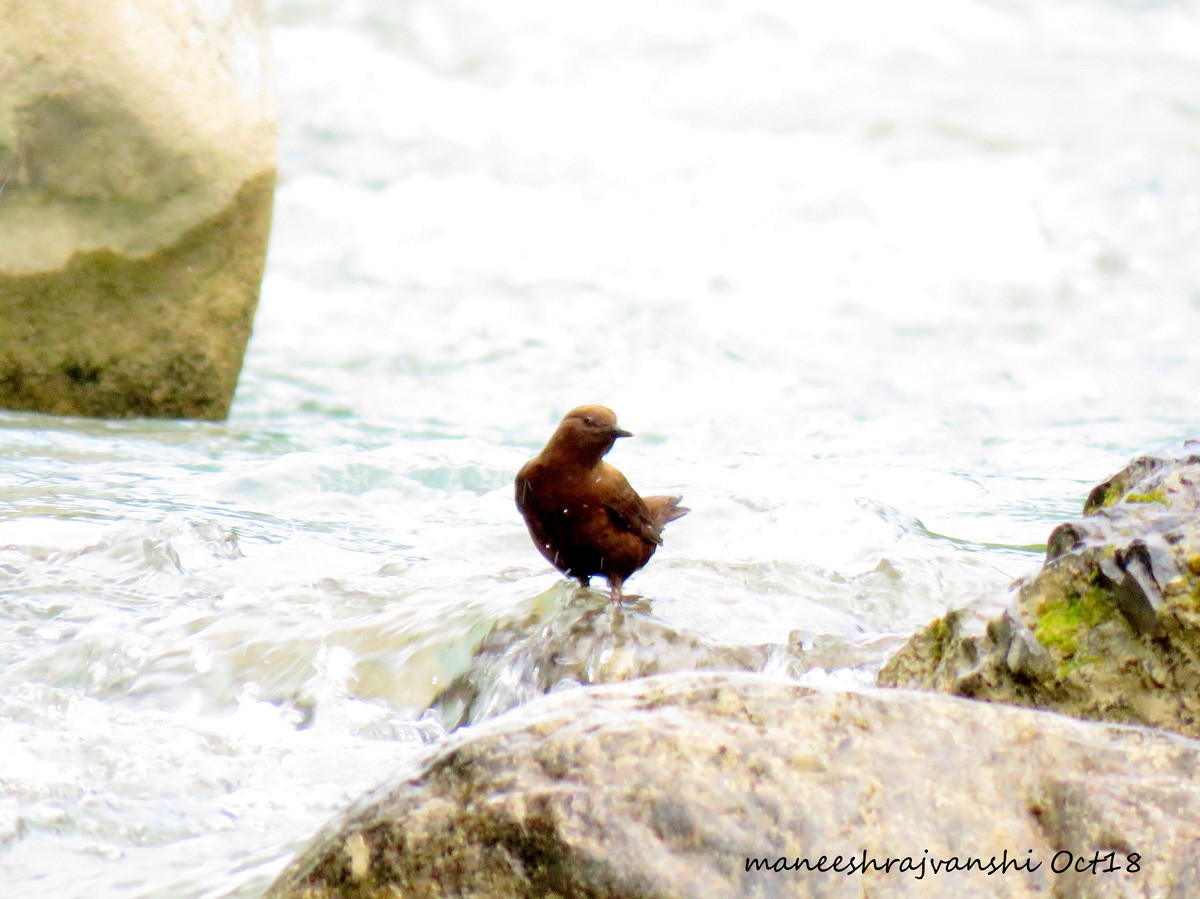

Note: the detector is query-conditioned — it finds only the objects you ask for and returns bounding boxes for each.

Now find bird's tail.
[644,495,689,532]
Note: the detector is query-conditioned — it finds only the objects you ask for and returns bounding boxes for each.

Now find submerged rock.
[880,445,1200,737]
[429,588,897,729]
[430,595,769,729]
[0,1,275,419]
[267,672,1200,898]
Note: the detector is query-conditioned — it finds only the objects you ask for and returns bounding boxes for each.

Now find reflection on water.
[4,0,1200,893]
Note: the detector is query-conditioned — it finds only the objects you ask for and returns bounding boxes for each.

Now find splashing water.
[4,0,1200,893]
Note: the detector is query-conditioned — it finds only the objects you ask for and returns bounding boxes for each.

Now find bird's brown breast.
[515,405,687,594]
[515,455,658,582]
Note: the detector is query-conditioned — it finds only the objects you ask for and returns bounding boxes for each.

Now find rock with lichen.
[880,444,1200,737]
[0,0,275,419]
[267,672,1200,898]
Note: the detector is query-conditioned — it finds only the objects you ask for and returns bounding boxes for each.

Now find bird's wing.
[599,467,663,546]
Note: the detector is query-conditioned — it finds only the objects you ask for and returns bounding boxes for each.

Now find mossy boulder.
[880,444,1200,737]
[268,673,1200,898]
[0,1,275,419]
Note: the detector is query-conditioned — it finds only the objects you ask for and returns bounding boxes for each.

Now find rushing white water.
[3,0,1200,894]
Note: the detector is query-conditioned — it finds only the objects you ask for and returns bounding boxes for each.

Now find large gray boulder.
[0,0,275,419]
[268,673,1200,898]
[880,445,1200,738]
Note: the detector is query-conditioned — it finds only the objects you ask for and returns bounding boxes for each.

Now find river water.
[3,0,1200,895]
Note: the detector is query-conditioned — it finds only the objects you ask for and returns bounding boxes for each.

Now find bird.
[515,404,688,602]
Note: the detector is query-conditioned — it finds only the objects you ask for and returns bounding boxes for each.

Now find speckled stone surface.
[268,672,1200,898]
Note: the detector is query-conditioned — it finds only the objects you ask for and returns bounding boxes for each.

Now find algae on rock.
[0,0,276,419]
[880,445,1200,738]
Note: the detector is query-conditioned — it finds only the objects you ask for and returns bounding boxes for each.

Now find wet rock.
[880,445,1200,737]
[267,673,1200,898]
[430,595,768,729]
[429,589,897,729]
[0,1,275,419]
[1083,446,1200,513]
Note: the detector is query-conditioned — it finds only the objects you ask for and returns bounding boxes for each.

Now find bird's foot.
[608,580,646,603]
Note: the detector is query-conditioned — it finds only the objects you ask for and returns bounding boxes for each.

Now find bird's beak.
[612,427,633,439]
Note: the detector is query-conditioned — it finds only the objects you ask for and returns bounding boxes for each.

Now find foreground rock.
[881,446,1200,738]
[0,1,275,419]
[269,673,1200,898]
[430,588,897,729]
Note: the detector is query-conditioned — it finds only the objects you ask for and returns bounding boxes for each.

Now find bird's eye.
[583,416,595,426]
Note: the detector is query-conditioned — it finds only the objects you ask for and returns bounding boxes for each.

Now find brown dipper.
[515,405,688,601]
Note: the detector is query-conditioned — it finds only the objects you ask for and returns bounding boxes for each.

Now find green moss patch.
[1090,482,1125,510]
[1123,489,1168,506]
[1034,587,1112,666]
[925,616,950,663]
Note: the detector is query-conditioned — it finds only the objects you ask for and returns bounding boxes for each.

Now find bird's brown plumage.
[515,405,688,601]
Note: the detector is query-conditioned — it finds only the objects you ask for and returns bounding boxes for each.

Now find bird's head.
[546,404,632,461]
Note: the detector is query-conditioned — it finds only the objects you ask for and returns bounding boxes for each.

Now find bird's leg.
[609,577,624,603]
